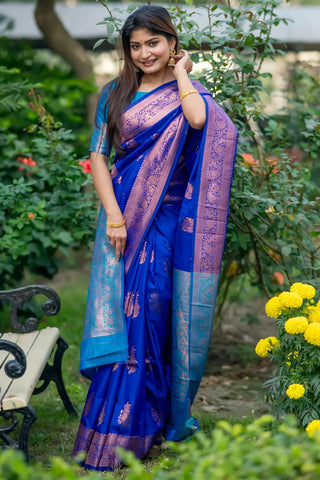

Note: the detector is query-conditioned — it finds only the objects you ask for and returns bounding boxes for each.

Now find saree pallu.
[73,80,238,470]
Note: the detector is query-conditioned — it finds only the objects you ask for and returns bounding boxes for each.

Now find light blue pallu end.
[164,269,219,441]
[80,206,128,380]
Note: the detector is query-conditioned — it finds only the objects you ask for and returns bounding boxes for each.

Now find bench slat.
[0,327,60,411]
[0,332,20,369]
[0,331,25,401]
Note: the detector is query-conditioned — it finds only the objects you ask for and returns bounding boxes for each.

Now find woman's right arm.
[90,151,127,260]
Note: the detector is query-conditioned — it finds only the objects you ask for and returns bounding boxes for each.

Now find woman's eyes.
[131,41,158,50]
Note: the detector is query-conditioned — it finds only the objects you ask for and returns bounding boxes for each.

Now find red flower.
[266,156,280,174]
[241,153,259,172]
[79,158,91,174]
[17,156,36,167]
[28,213,34,220]
[273,272,284,286]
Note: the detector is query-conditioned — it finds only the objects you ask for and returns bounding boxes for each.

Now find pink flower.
[79,158,91,174]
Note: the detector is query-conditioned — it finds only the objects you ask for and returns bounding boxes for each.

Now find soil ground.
[194,299,276,419]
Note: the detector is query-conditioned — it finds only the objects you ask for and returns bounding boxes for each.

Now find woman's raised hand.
[173,50,193,76]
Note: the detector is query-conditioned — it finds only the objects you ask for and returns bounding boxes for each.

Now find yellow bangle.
[107,218,126,228]
[180,89,198,101]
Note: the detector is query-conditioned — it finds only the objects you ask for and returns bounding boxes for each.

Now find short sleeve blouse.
[89,86,111,156]
[89,87,148,156]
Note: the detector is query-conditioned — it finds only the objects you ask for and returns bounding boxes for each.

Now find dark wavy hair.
[102,5,178,155]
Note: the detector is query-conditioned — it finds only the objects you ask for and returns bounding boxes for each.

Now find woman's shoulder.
[98,80,118,103]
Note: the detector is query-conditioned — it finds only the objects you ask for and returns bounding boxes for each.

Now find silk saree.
[73,80,238,470]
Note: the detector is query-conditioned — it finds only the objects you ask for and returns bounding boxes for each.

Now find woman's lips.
[142,59,156,67]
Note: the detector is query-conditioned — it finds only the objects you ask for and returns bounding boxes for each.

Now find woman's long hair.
[103,5,179,155]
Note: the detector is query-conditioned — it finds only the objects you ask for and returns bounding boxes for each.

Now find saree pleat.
[73,80,238,469]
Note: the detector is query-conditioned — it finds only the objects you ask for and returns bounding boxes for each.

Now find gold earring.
[133,64,139,72]
[168,47,176,66]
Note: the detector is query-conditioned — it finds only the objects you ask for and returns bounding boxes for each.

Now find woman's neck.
[138,68,175,92]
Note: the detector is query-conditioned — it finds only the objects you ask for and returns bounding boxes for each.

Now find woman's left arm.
[173,50,206,130]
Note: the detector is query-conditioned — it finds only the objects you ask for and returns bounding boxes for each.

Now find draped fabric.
[73,80,238,470]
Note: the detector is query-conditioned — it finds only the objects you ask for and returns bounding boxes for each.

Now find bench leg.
[0,406,37,462]
[18,406,38,462]
[34,336,78,417]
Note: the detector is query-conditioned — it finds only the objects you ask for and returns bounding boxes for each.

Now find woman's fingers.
[174,50,193,74]
[107,226,127,260]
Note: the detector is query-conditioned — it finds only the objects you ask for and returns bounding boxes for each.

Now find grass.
[1,265,223,476]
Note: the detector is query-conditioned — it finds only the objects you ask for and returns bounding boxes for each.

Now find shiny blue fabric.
[74,173,186,470]
[73,80,238,469]
[80,206,128,379]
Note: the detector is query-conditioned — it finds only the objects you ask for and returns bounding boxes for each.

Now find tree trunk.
[35,0,95,123]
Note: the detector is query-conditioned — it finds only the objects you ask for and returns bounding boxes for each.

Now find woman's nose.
[140,46,150,59]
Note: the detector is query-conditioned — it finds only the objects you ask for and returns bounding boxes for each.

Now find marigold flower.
[290,282,315,300]
[307,306,320,323]
[286,383,305,400]
[306,420,320,438]
[285,316,308,335]
[304,323,320,346]
[28,213,34,220]
[278,291,303,309]
[255,336,279,357]
[79,158,91,174]
[265,296,282,318]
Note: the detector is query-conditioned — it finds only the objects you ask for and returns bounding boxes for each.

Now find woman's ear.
[169,38,176,51]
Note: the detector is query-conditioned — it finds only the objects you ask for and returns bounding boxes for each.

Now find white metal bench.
[0,285,77,460]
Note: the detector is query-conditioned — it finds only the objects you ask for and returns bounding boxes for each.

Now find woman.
[73,5,238,471]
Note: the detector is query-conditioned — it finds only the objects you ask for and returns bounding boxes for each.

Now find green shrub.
[107,416,320,480]
[256,282,320,428]
[0,85,97,288]
[97,0,320,315]
[0,448,100,480]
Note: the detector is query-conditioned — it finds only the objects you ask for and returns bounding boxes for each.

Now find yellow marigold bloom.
[304,323,320,346]
[306,420,320,438]
[265,296,282,318]
[317,300,320,308]
[308,306,320,323]
[286,383,305,400]
[278,291,303,309]
[255,336,279,357]
[290,282,316,300]
[284,316,309,334]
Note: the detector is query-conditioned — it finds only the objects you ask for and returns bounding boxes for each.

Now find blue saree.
[73,80,238,470]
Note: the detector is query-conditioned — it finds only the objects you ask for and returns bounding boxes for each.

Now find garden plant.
[3,415,320,479]
[95,0,320,324]
[0,0,320,473]
[256,282,320,434]
[0,60,97,290]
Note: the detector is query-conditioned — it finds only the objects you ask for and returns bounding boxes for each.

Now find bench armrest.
[0,339,27,379]
[0,285,60,333]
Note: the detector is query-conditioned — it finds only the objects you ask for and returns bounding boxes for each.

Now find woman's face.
[129,28,174,75]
